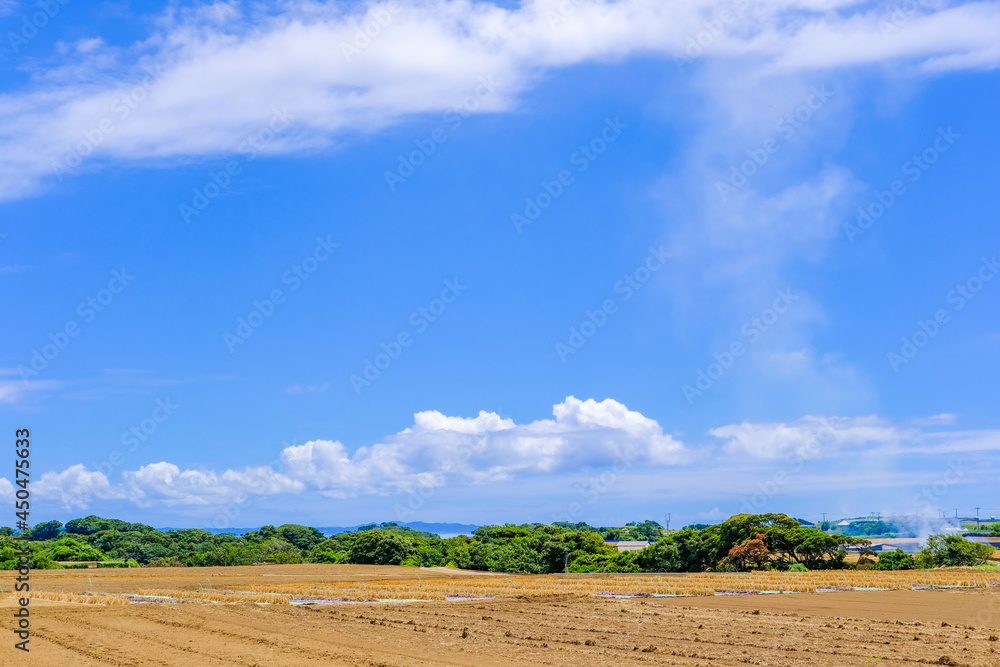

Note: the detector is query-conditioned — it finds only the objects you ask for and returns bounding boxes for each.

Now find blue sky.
[1,0,999,530]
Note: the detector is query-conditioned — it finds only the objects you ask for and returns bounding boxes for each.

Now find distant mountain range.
[159,521,480,538]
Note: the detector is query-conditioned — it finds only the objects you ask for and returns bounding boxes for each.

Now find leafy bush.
[44,537,106,562]
[276,524,325,550]
[347,530,416,565]
[311,550,345,564]
[870,549,916,570]
[26,520,64,541]
[569,551,640,573]
[920,535,995,567]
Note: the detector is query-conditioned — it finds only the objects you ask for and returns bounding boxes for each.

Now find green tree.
[569,551,639,573]
[920,534,995,566]
[635,538,683,571]
[65,516,157,535]
[27,520,64,541]
[870,549,915,570]
[277,524,324,550]
[347,531,416,565]
[416,540,446,567]
[472,525,532,542]
[244,525,279,543]
[44,537,106,562]
[443,536,472,569]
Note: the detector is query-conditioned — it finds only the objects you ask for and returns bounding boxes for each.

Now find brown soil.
[3,567,999,666]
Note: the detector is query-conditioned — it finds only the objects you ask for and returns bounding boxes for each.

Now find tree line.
[0,513,994,572]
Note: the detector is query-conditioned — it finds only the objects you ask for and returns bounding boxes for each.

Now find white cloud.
[9,401,1000,511]
[32,464,126,510]
[698,506,725,521]
[122,462,304,507]
[913,413,957,426]
[709,414,909,459]
[654,68,875,410]
[13,396,686,507]
[1,0,998,200]
[284,396,687,498]
[284,382,331,394]
[0,378,64,404]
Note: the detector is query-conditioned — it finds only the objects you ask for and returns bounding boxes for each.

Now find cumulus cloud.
[122,462,305,507]
[14,397,685,507]
[10,399,1000,510]
[32,464,126,510]
[1,0,999,200]
[283,396,687,498]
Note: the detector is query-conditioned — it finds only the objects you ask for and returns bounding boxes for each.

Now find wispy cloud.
[285,382,330,395]
[0,0,998,201]
[0,378,65,404]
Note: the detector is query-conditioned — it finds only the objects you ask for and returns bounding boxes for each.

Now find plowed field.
[3,565,999,666]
